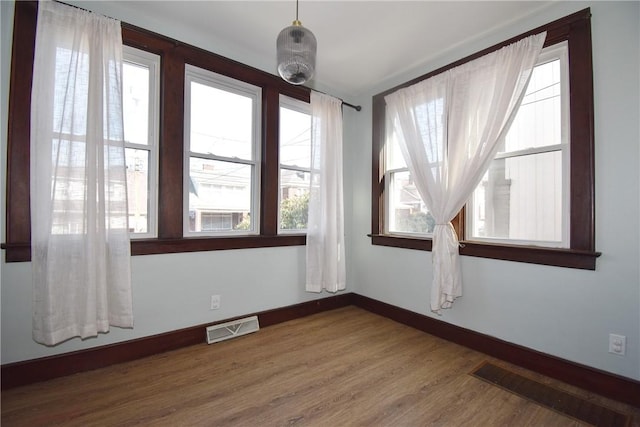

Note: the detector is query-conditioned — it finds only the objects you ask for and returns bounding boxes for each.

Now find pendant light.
[276,0,317,85]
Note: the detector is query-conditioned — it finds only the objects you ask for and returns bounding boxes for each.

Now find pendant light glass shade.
[277,19,317,85]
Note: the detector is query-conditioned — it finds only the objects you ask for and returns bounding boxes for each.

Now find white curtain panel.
[385,32,546,312]
[306,92,346,293]
[30,1,133,345]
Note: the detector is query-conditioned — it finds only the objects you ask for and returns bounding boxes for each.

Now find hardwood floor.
[2,307,638,426]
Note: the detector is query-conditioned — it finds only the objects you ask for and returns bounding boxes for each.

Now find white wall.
[346,1,640,381]
[0,0,333,365]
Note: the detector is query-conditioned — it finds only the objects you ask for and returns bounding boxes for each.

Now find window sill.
[132,235,306,255]
[369,234,600,270]
[370,234,433,251]
[1,234,307,262]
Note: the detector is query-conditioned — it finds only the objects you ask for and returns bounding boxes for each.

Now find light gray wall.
[0,0,15,361]
[346,1,640,381]
[2,1,639,383]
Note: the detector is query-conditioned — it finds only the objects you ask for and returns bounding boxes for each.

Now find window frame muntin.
[370,8,600,270]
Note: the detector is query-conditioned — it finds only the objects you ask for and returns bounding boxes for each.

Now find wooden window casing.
[3,1,313,262]
[370,8,600,270]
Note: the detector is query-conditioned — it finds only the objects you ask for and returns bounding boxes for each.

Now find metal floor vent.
[206,315,260,344]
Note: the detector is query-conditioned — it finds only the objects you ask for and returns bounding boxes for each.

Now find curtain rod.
[343,101,362,112]
[310,88,361,111]
[56,1,114,20]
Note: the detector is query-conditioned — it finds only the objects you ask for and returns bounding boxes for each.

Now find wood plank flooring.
[2,307,638,426]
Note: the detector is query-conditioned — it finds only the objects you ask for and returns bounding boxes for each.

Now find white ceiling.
[72,1,555,98]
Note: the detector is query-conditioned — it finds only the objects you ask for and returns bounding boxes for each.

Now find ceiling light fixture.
[276,0,317,85]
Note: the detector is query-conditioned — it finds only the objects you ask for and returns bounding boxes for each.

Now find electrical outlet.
[210,294,221,310]
[608,334,626,356]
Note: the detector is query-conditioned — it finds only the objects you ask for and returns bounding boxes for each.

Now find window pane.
[123,49,158,238]
[385,101,446,172]
[189,82,253,159]
[386,128,407,170]
[51,139,85,235]
[280,169,310,230]
[280,106,311,169]
[501,59,562,153]
[279,99,311,232]
[125,148,149,234]
[188,158,253,232]
[470,151,563,243]
[388,170,434,234]
[123,62,150,146]
[468,47,568,247]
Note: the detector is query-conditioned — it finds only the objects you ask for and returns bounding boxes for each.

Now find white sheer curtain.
[385,33,546,312]
[30,1,133,345]
[306,92,346,293]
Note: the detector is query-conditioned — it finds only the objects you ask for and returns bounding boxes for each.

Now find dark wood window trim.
[371,8,600,270]
[2,1,310,262]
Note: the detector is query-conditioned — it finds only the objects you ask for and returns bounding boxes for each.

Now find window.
[468,43,569,247]
[384,114,436,237]
[184,65,261,236]
[384,44,570,245]
[279,95,311,232]
[123,46,159,238]
[371,9,599,269]
[3,2,311,262]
